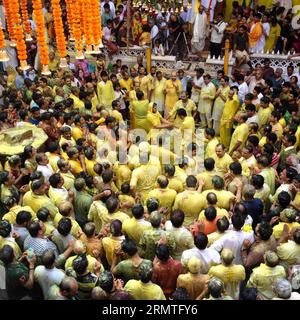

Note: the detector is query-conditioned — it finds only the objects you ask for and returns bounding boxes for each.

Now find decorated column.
[32,0,50,75]
[82,0,93,54]
[72,0,84,59]
[91,0,103,53]
[20,0,33,42]
[0,21,9,62]
[9,0,30,70]
[65,0,75,40]
[2,0,16,46]
[52,0,68,68]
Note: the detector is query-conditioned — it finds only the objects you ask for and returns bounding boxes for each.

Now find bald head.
[60,277,78,298]
[59,201,73,216]
[73,240,86,255]
[91,286,108,300]
[157,175,169,189]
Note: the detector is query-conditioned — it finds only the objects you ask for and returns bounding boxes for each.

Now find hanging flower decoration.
[2,0,15,45]
[0,21,9,62]
[32,0,50,74]
[20,0,32,41]
[91,0,103,52]
[82,0,93,53]
[51,0,67,67]
[72,0,84,59]
[9,0,29,69]
[65,0,75,40]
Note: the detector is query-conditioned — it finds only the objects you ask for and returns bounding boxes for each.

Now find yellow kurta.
[198,83,216,114]
[134,76,150,99]
[164,79,182,117]
[258,106,272,128]
[212,153,233,176]
[220,94,239,148]
[130,99,151,132]
[151,78,166,112]
[205,137,219,159]
[229,123,249,154]
[97,80,115,109]
[265,24,281,52]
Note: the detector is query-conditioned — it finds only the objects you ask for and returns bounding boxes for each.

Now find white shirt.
[101,1,115,17]
[103,27,112,41]
[151,25,159,40]
[210,230,254,265]
[181,247,221,274]
[37,164,54,183]
[34,266,65,299]
[210,21,227,44]
[246,113,259,124]
[238,82,249,101]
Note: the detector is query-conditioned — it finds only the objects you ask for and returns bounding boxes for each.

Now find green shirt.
[74,191,93,226]
[115,259,152,284]
[5,262,29,300]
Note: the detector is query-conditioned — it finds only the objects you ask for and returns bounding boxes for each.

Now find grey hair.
[273,279,292,299]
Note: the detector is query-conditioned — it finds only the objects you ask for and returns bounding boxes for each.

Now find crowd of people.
[0,0,300,301]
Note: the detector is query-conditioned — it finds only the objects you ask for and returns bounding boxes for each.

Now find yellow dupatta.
[249,22,262,48]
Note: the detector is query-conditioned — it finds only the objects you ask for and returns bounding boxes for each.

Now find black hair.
[132,204,144,219]
[204,158,215,171]
[194,232,208,250]
[277,191,291,208]
[170,209,185,228]
[156,244,170,262]
[106,196,119,213]
[186,175,197,188]
[231,213,245,231]
[229,161,242,175]
[121,238,137,256]
[204,207,217,221]
[16,210,32,225]
[58,217,72,236]
[37,207,50,222]
[28,221,42,237]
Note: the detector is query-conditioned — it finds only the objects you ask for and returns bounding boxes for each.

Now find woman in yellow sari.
[132,12,143,44]
[248,14,263,53]
[164,71,182,119]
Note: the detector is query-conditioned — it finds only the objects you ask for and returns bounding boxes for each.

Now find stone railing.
[205,51,235,76]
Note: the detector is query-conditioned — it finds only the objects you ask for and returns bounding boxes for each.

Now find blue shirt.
[242,198,264,229]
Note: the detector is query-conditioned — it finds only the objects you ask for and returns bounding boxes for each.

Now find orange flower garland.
[91,0,103,50]
[65,0,75,40]
[9,0,28,68]
[0,22,6,49]
[20,0,32,41]
[72,0,84,58]
[32,0,50,69]
[51,0,67,59]
[82,0,93,52]
[2,0,15,44]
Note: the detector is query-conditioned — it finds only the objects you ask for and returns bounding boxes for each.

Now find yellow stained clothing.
[54,213,82,239]
[279,117,286,128]
[2,205,36,224]
[247,263,286,300]
[101,235,125,266]
[208,264,246,300]
[173,190,206,227]
[169,99,197,121]
[65,255,103,274]
[110,109,124,123]
[147,111,162,141]
[0,238,22,259]
[91,94,99,112]
[130,163,160,203]
[124,279,166,300]
[208,231,225,247]
[138,32,151,46]
[128,90,138,107]
[118,194,135,217]
[196,170,218,190]
[220,95,239,148]
[254,184,271,204]
[97,80,115,109]
[69,94,85,110]
[260,167,276,195]
[48,186,68,207]
[61,172,75,190]
[71,127,83,141]
[259,136,267,148]
[119,78,133,95]
[164,79,182,116]
[179,116,195,133]
[22,191,58,219]
[122,217,151,244]
[292,191,300,209]
[151,78,166,111]
[198,208,229,221]
[130,99,151,132]
[174,166,188,186]
[205,137,219,159]
[167,177,184,193]
[212,153,233,176]
[68,159,83,175]
[201,189,236,211]
[85,158,97,176]
[148,188,177,212]
[277,240,300,267]
[113,162,132,190]
[134,76,150,99]
[272,222,300,240]
[258,106,272,128]
[46,152,61,172]
[198,82,216,114]
[265,24,281,52]
[229,123,249,154]
[272,123,283,139]
[44,221,56,237]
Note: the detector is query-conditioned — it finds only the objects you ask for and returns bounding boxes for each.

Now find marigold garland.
[2,0,15,42]
[72,0,83,54]
[0,22,6,49]
[9,0,28,62]
[65,0,75,40]
[81,0,93,49]
[51,0,67,58]
[32,0,50,66]
[20,0,32,37]
[91,0,102,47]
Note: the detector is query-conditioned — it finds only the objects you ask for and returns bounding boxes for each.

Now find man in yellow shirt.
[247,251,286,300]
[147,176,177,213]
[22,180,59,219]
[257,96,273,128]
[270,110,283,139]
[229,113,249,156]
[220,90,239,148]
[277,229,300,269]
[208,249,245,300]
[212,144,233,177]
[124,263,166,300]
[130,153,160,204]
[240,145,257,177]
[122,203,151,244]
[205,128,219,159]
[173,175,206,227]
[97,71,115,110]
[150,70,166,113]
[48,173,71,207]
[196,158,217,191]
[57,159,76,190]
[69,87,85,110]
[163,164,184,193]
